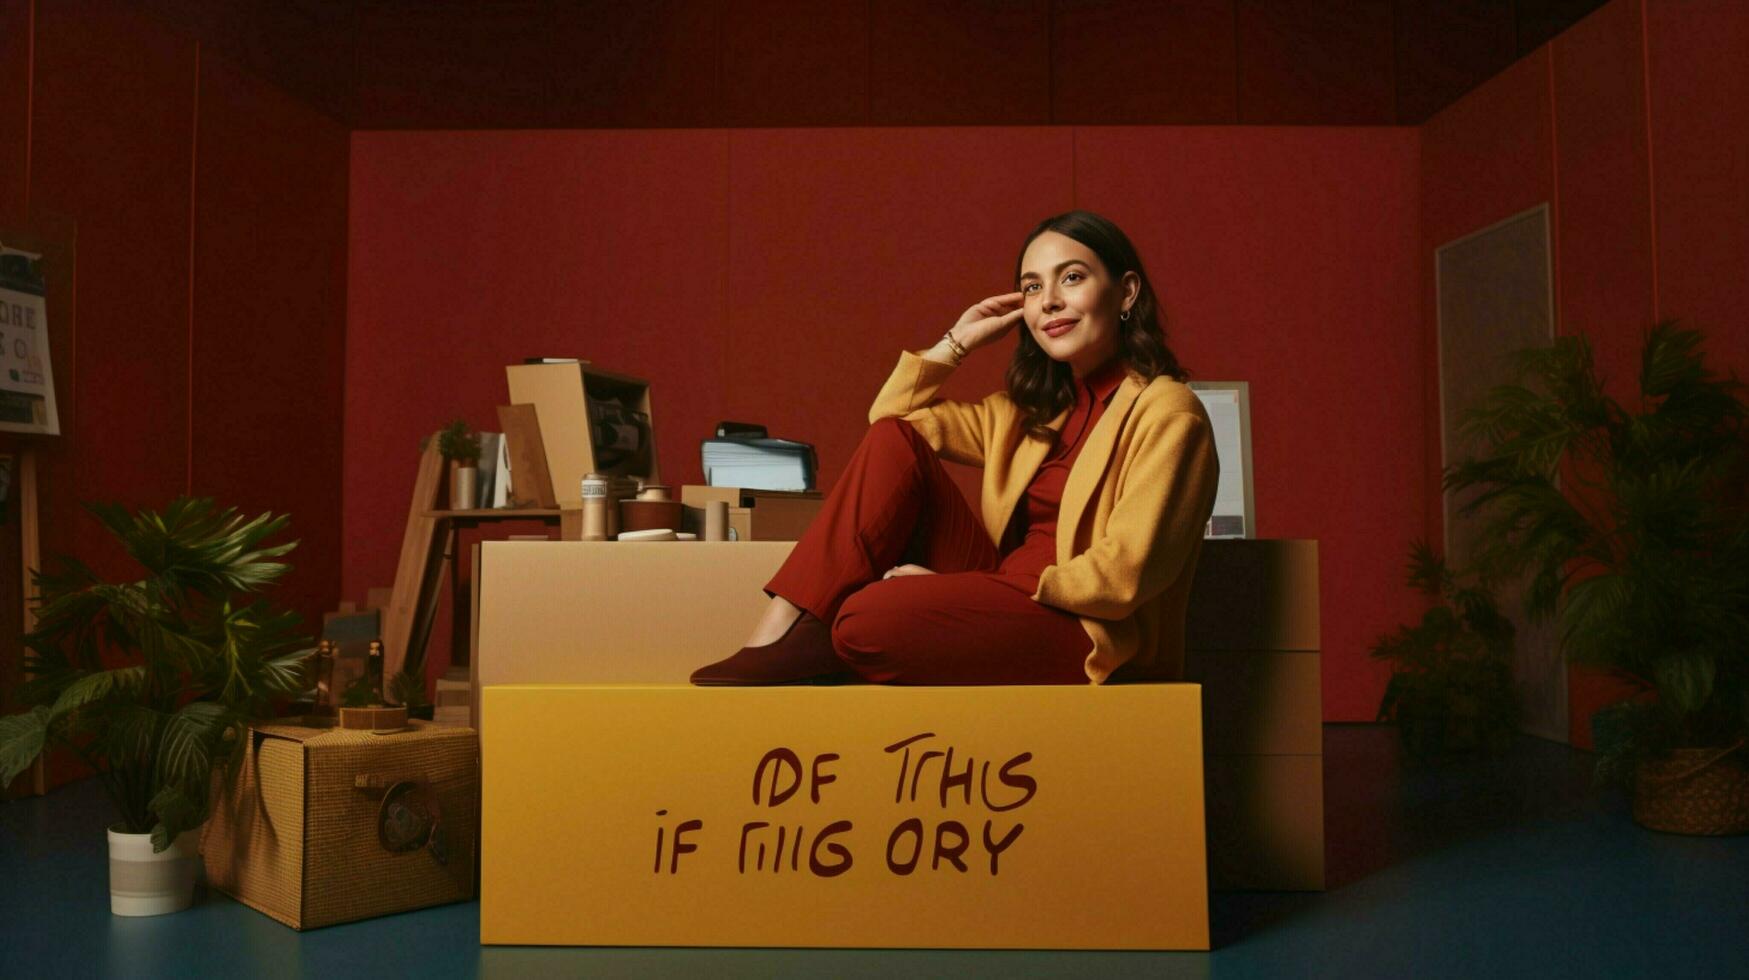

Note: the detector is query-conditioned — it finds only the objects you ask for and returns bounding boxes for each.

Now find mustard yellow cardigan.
[869,350,1221,684]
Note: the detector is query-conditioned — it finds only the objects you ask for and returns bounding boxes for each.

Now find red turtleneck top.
[995,356,1130,587]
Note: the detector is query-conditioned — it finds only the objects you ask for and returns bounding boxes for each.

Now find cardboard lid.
[254,718,475,747]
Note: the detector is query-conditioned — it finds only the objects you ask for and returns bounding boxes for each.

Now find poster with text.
[0,247,59,436]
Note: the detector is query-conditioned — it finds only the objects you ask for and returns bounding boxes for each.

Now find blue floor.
[4,725,1746,979]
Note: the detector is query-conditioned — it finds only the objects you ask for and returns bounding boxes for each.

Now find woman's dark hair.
[1006,210,1187,434]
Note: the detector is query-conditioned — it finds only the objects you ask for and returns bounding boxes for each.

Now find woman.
[690,210,1220,686]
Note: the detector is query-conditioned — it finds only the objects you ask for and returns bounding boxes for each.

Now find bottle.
[313,640,336,716]
[367,640,385,705]
[580,473,609,541]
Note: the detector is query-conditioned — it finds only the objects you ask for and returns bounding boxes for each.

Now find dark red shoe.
[689,612,852,685]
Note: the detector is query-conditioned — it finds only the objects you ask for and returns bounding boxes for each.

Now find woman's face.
[1018,231,1138,378]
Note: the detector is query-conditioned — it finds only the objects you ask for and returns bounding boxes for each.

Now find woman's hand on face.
[948,291,1026,353]
[882,564,937,579]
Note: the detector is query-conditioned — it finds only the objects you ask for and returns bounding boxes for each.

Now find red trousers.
[765,417,1093,684]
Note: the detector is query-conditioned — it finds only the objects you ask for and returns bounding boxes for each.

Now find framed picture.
[1188,381,1255,539]
[0,244,60,436]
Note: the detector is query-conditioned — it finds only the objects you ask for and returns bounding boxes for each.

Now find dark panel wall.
[0,0,27,224]
[1421,0,1748,747]
[1395,0,1520,124]
[0,0,349,784]
[121,0,1612,130]
[29,0,196,583]
[128,0,357,122]
[189,54,349,624]
[1236,0,1396,123]
[1647,0,1749,376]
[1053,0,1238,124]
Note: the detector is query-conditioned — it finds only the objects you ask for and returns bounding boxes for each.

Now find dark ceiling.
[128,0,1612,129]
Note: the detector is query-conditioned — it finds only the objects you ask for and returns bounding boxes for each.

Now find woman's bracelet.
[941,330,969,365]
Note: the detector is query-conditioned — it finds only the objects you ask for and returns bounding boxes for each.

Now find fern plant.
[1443,321,1749,779]
[1371,540,1519,758]
[0,498,315,850]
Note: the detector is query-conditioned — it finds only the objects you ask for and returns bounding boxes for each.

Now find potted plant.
[0,498,315,914]
[437,419,482,511]
[1371,540,1520,760]
[1443,321,1749,834]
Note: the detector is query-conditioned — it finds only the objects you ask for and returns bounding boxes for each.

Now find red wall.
[1421,0,1749,746]
[346,126,1424,720]
[0,0,349,785]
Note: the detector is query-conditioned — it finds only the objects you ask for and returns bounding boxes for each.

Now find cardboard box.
[202,721,479,930]
[471,541,796,728]
[505,362,660,504]
[481,684,1209,950]
[1184,538,1324,892]
[680,485,824,541]
[1184,539,1320,651]
[1184,650,1322,756]
[1204,754,1324,890]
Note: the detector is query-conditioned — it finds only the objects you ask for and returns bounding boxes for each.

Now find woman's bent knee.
[830,589,903,681]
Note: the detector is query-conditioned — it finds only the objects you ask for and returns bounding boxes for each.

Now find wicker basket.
[1632,738,1749,836]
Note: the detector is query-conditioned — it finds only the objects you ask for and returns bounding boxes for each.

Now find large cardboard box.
[680,485,823,541]
[471,541,794,728]
[202,721,479,930]
[1184,539,1324,891]
[481,684,1209,949]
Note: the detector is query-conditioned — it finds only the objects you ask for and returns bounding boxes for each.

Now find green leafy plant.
[1372,540,1520,758]
[1443,321,1749,785]
[0,498,315,850]
[436,419,481,465]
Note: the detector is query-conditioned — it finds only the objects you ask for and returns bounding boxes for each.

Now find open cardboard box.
[505,362,659,507]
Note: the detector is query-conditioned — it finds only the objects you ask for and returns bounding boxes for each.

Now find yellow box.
[481,684,1209,950]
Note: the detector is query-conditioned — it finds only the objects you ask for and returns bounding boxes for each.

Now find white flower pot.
[107,824,201,916]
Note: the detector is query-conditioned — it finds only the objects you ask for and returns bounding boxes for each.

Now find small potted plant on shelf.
[1371,540,1520,760]
[0,498,316,914]
[1444,320,1749,834]
[437,419,482,511]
